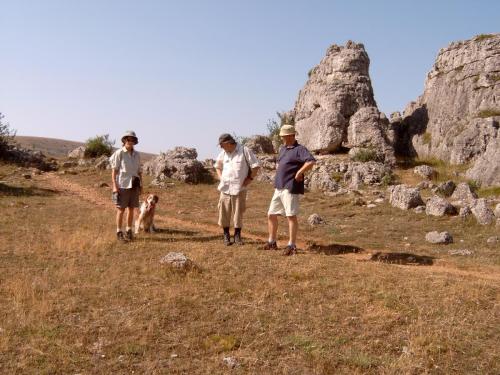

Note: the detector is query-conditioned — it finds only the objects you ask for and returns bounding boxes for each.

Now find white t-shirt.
[214,144,260,195]
[109,147,142,189]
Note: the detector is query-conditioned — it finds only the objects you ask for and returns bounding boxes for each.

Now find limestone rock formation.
[144,147,211,185]
[393,34,500,185]
[245,135,274,154]
[291,41,394,162]
[388,185,424,210]
[425,196,457,216]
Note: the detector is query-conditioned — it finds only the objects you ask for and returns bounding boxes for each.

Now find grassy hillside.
[0,161,499,374]
[14,136,157,161]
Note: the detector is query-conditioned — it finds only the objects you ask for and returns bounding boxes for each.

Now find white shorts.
[267,188,300,217]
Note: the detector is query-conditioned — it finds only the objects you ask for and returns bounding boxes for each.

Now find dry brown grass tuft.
[0,163,499,373]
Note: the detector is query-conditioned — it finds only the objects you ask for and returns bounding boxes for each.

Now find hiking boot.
[259,241,278,250]
[116,231,128,242]
[282,244,297,256]
[223,232,232,246]
[125,229,133,241]
[234,229,244,245]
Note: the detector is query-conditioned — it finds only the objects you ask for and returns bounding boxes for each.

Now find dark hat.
[218,133,236,145]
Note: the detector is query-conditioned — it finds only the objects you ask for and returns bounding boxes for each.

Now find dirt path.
[39,173,500,283]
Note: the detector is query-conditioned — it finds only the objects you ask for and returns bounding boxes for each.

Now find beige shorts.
[267,188,300,217]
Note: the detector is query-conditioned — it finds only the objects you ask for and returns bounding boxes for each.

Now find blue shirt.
[275,141,315,194]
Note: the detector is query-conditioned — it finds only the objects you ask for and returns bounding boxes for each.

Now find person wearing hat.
[109,130,142,242]
[262,124,316,255]
[214,133,260,246]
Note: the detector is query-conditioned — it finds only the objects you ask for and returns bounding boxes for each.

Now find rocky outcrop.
[388,185,424,210]
[245,136,274,154]
[68,146,86,159]
[2,145,57,171]
[144,147,212,185]
[393,34,500,186]
[291,41,394,162]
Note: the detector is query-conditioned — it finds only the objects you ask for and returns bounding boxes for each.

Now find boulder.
[465,136,500,186]
[450,182,478,203]
[459,206,472,218]
[425,196,457,216]
[435,180,456,197]
[308,213,325,226]
[388,184,424,210]
[144,147,211,185]
[95,155,110,170]
[245,135,274,154]
[413,165,435,179]
[495,203,500,218]
[344,161,392,187]
[471,198,495,225]
[68,146,86,159]
[425,231,453,244]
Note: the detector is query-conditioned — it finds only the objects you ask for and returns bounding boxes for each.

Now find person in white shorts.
[262,125,315,255]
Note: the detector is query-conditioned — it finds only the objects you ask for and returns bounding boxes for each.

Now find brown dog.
[135,194,159,234]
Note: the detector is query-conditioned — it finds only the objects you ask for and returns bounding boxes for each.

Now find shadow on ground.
[370,252,434,266]
[0,182,57,197]
[307,243,364,255]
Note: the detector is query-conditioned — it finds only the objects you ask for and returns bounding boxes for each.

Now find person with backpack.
[109,131,142,242]
[214,133,260,246]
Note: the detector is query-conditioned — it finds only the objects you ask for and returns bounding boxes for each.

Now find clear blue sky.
[1,0,498,159]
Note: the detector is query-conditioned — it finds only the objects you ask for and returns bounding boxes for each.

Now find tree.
[0,113,16,157]
[84,134,115,158]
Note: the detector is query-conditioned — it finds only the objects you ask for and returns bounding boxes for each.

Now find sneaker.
[259,241,278,250]
[282,245,297,256]
[223,232,232,246]
[116,231,127,242]
[125,229,133,241]
[234,232,244,245]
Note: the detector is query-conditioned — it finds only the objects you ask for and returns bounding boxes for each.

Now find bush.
[266,111,295,149]
[351,148,381,163]
[0,113,16,158]
[84,134,114,158]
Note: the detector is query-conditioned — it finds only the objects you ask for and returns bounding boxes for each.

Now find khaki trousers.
[218,190,247,228]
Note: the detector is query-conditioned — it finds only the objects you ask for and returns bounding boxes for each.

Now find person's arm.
[294,161,315,181]
[214,157,223,180]
[112,169,119,192]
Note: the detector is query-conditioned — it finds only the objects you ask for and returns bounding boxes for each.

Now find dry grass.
[1,162,499,374]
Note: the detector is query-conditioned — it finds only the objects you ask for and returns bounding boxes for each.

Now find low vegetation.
[476,109,500,118]
[0,113,16,158]
[1,161,498,373]
[83,134,114,158]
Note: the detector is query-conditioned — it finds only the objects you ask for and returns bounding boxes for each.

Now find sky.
[1,0,499,159]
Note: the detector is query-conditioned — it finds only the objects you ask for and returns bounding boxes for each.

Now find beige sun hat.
[279,124,296,136]
[121,130,138,145]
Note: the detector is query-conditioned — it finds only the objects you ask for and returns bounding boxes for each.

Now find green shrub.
[351,148,380,163]
[475,34,494,42]
[84,134,114,158]
[0,113,16,158]
[467,179,480,192]
[476,109,500,118]
[422,132,432,145]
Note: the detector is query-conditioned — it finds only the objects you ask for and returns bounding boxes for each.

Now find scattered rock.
[448,249,473,256]
[367,204,377,208]
[494,203,500,218]
[425,196,457,216]
[459,206,472,218]
[95,155,110,170]
[413,165,435,179]
[159,252,194,270]
[425,231,453,244]
[388,184,424,210]
[450,182,478,203]
[68,146,86,159]
[471,199,495,225]
[435,180,456,197]
[417,181,432,190]
[222,356,239,369]
[374,198,384,203]
[97,182,109,188]
[308,213,325,226]
[414,205,426,213]
[486,236,499,244]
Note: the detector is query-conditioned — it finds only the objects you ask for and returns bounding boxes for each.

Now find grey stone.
[245,135,274,154]
[308,213,325,226]
[494,203,500,218]
[450,182,478,203]
[222,357,239,369]
[486,236,499,244]
[436,180,456,197]
[413,165,435,179]
[471,198,495,225]
[388,184,424,210]
[448,249,473,256]
[68,146,86,159]
[459,206,472,218]
[425,196,457,216]
[95,155,110,170]
[425,231,453,244]
[414,205,426,213]
[159,252,193,270]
